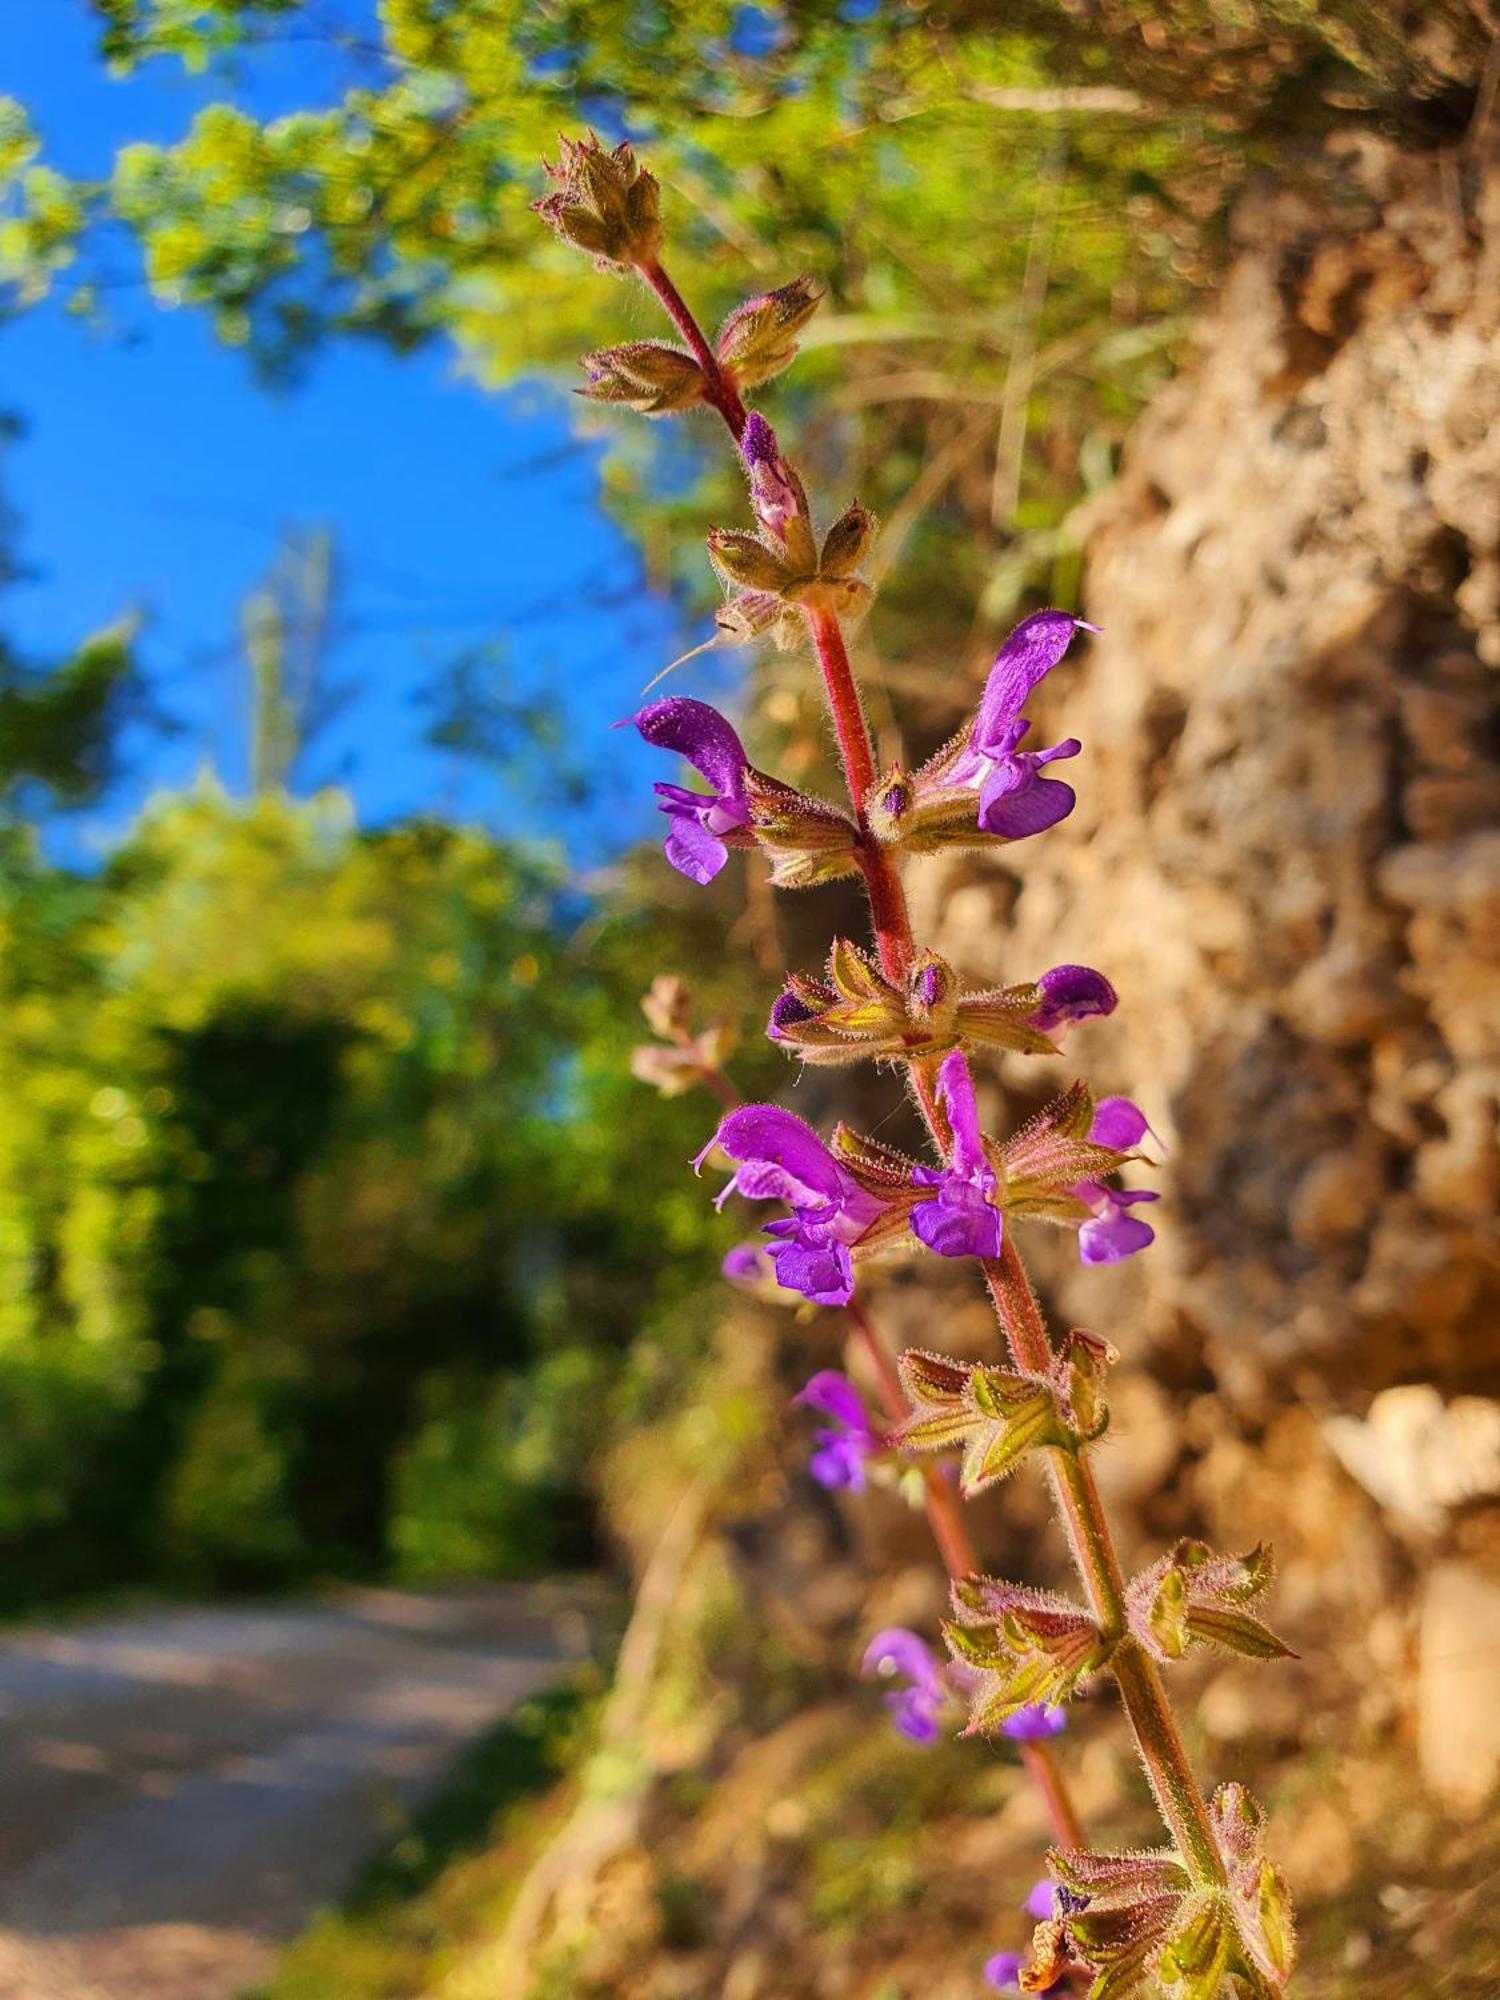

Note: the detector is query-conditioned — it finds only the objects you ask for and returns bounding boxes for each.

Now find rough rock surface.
[914,133,1499,1409]
[904,134,1500,1840]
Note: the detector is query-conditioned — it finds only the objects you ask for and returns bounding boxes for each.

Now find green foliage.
[7,0,1483,658]
[0,781,755,1608]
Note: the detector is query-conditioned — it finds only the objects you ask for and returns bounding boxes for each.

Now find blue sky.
[1,1,703,867]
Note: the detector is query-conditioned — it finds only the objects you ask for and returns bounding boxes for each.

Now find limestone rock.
[1417,1560,1500,1816]
[913,135,1500,1398]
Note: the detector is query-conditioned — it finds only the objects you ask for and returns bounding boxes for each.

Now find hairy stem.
[847,1293,1085,1854]
[803,608,1227,1884]
[640,258,748,437]
[804,604,913,982]
[639,249,1107,1872]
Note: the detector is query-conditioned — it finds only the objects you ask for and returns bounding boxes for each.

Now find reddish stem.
[641,258,748,438]
[847,1295,976,1583]
[634,249,1097,1870]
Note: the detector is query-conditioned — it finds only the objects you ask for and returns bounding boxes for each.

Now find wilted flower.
[861,1627,947,1744]
[578,339,703,414]
[794,1370,879,1490]
[532,132,661,268]
[630,1024,736,1098]
[715,274,823,386]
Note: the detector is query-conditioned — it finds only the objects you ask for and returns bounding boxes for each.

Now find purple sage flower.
[1030,965,1118,1035]
[697,1104,890,1306]
[632,696,752,885]
[1026,1879,1058,1921]
[909,1050,1003,1261]
[794,1370,878,1491]
[1072,1096,1159,1266]
[721,1242,783,1295]
[741,411,801,543]
[951,611,1093,839]
[1002,1703,1067,1742]
[861,1627,947,1744]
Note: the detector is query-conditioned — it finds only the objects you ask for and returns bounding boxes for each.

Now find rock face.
[914,134,1500,1406]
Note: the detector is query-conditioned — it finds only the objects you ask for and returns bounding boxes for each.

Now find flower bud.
[532,132,662,270]
[907,951,959,1035]
[740,413,811,559]
[866,766,914,843]
[578,341,704,415]
[715,274,824,387]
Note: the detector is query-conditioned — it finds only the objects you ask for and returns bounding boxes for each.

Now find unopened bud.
[740,413,811,558]
[715,274,824,387]
[907,951,958,1032]
[579,341,704,415]
[533,133,661,270]
[867,766,913,843]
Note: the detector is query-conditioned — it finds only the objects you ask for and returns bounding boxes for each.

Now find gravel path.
[0,1584,592,2000]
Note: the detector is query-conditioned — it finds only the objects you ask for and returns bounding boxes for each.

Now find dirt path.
[0,1583,593,2000]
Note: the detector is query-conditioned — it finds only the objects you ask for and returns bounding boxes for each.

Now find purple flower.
[1002,1703,1067,1742]
[1030,965,1117,1035]
[794,1370,878,1491]
[721,1243,786,1298]
[910,1050,1002,1260]
[632,696,752,885]
[1072,1096,1159,1266]
[861,1627,947,1744]
[697,1104,889,1306]
[953,611,1092,839]
[1026,1879,1058,1921]
[741,412,801,543]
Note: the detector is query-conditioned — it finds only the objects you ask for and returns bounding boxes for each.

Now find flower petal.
[768,1230,853,1304]
[974,610,1089,754]
[809,1434,868,1490]
[634,695,748,797]
[935,1049,986,1177]
[888,1685,941,1743]
[1026,1879,1057,1921]
[1001,1703,1067,1741]
[911,1179,1003,1260]
[1033,965,1118,1033]
[978,764,1078,840]
[663,814,728,884]
[983,1952,1025,1993]
[794,1369,868,1432]
[1090,1096,1152,1150]
[1078,1190,1159,1265]
[862,1626,942,1690]
[712,1104,848,1202]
